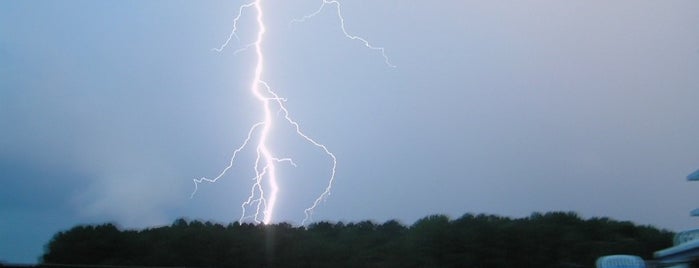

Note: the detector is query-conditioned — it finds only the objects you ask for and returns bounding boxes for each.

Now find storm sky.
[2,0,699,264]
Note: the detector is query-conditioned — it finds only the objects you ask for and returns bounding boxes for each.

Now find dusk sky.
[2,0,699,264]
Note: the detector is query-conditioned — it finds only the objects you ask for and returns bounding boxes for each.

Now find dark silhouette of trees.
[40,211,673,267]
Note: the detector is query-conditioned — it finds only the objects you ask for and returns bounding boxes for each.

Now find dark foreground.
[36,212,672,268]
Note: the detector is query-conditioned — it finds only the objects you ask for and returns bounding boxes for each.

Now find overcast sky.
[2,0,699,264]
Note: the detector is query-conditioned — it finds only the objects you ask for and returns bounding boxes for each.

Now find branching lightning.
[192,0,392,225]
[291,0,395,68]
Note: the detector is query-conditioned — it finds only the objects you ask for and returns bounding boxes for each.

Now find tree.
[41,212,673,267]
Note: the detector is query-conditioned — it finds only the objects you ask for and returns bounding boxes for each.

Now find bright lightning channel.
[192,0,392,225]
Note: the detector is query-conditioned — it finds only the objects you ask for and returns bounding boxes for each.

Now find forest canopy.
[41,211,673,268]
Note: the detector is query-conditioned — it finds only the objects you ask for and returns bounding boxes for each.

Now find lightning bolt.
[192,0,392,225]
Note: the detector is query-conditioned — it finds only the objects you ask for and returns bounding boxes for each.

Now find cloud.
[72,168,186,228]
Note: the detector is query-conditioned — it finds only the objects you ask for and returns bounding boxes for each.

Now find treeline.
[41,212,673,267]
